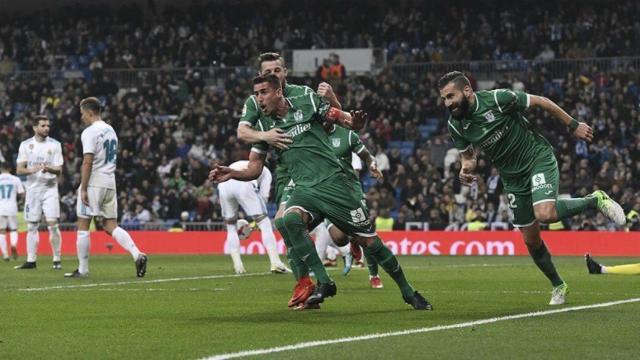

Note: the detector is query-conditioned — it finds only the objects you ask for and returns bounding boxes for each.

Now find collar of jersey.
[270,98,295,122]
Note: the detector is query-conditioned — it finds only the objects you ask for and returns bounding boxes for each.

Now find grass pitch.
[2,255,639,359]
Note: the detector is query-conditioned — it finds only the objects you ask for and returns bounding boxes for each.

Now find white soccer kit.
[218,161,271,220]
[0,173,25,229]
[76,120,118,219]
[17,137,63,222]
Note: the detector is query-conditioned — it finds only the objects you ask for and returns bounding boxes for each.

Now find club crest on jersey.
[294,110,304,122]
[47,150,52,155]
[332,138,341,147]
[29,144,34,150]
[483,111,496,123]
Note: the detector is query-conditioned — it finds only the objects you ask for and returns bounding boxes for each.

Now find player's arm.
[528,95,593,142]
[80,153,93,206]
[43,143,64,175]
[257,167,272,202]
[448,119,476,185]
[317,83,342,109]
[350,130,383,181]
[16,161,43,175]
[237,95,292,149]
[209,149,266,183]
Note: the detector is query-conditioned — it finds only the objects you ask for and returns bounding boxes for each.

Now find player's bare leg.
[47,219,62,269]
[519,222,567,305]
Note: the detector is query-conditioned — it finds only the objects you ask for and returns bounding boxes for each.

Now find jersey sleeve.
[53,143,64,166]
[15,178,25,194]
[493,89,530,113]
[257,166,272,201]
[447,119,471,151]
[16,143,26,163]
[250,141,269,155]
[349,130,366,154]
[239,96,261,127]
[81,130,97,155]
[309,91,331,119]
[351,152,363,171]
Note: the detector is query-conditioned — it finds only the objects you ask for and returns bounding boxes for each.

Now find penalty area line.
[203,297,640,360]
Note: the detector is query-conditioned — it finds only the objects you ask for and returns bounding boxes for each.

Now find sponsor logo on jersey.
[479,123,510,149]
[531,173,553,192]
[483,111,496,123]
[463,122,471,130]
[285,123,311,138]
[294,110,304,122]
[332,138,341,147]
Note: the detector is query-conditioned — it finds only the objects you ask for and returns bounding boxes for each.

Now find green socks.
[555,197,597,219]
[528,241,564,287]
[281,212,333,284]
[363,248,379,277]
[274,217,308,280]
[364,236,414,297]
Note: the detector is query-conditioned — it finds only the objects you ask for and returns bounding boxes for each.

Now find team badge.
[332,138,341,147]
[29,144,34,150]
[47,150,52,155]
[483,111,496,123]
[294,110,304,122]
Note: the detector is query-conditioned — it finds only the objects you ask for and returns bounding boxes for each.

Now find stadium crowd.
[0,0,639,73]
[0,2,638,231]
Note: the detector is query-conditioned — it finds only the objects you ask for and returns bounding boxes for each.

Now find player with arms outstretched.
[65,97,147,278]
[212,74,431,310]
[439,71,626,305]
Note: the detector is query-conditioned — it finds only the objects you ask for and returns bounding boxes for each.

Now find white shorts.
[218,181,267,220]
[0,215,18,230]
[24,186,60,222]
[76,187,118,219]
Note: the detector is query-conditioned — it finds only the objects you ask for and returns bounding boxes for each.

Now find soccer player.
[237,52,343,306]
[586,254,640,275]
[211,74,431,310]
[64,97,147,278]
[439,71,626,305]
[0,162,25,261]
[15,115,64,270]
[319,121,385,288]
[217,160,291,274]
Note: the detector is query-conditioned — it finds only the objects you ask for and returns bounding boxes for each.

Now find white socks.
[0,233,7,258]
[314,223,332,261]
[257,218,282,266]
[111,227,141,260]
[10,231,18,247]
[77,230,90,274]
[26,223,39,263]
[225,223,244,272]
[48,225,62,262]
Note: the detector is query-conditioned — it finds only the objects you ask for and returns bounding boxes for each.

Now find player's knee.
[534,205,557,224]
[328,225,348,246]
[274,217,285,233]
[282,211,304,229]
[27,222,39,233]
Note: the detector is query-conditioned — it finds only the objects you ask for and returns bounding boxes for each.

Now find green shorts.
[285,173,376,237]
[502,151,558,227]
[275,177,295,206]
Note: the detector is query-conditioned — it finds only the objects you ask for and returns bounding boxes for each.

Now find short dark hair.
[80,97,102,114]
[253,74,281,91]
[258,52,285,68]
[438,71,471,90]
[31,115,49,127]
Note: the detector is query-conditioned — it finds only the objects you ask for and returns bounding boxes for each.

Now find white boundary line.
[16,272,270,292]
[203,297,640,360]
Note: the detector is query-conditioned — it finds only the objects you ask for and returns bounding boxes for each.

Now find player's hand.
[573,122,594,142]
[32,163,45,174]
[369,162,384,182]
[80,188,89,206]
[261,128,292,150]
[208,165,234,183]
[459,166,477,186]
[348,110,367,131]
[317,82,336,101]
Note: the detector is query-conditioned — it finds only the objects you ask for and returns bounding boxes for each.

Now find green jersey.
[252,92,351,187]
[327,125,366,177]
[239,83,313,181]
[447,89,552,177]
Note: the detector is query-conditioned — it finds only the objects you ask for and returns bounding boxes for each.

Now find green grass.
[2,255,640,359]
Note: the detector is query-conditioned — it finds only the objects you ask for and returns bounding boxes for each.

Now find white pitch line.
[203,297,640,360]
[16,272,270,292]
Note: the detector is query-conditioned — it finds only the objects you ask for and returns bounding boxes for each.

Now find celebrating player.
[439,71,626,305]
[211,74,431,310]
[64,97,147,278]
[217,160,290,274]
[0,162,25,261]
[15,115,64,270]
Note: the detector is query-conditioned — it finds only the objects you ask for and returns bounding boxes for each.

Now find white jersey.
[228,160,272,201]
[81,120,118,189]
[16,136,63,190]
[0,173,25,216]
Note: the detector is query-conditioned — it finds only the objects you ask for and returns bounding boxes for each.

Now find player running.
[211,74,432,310]
[0,162,25,261]
[65,97,147,278]
[439,71,626,305]
[15,115,64,270]
[217,160,290,274]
